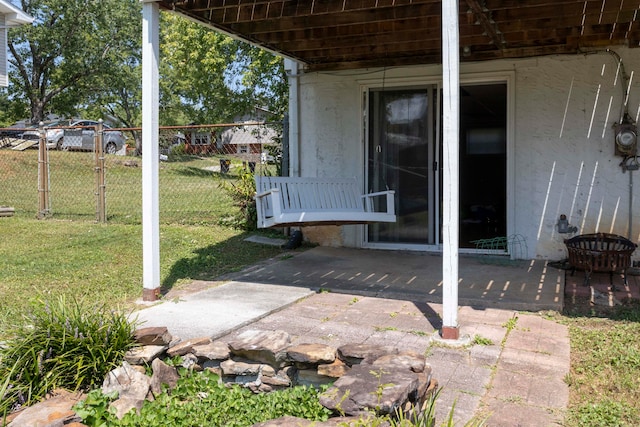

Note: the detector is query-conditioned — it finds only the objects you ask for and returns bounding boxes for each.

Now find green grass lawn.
[0,217,284,332]
[0,149,282,331]
[558,306,640,426]
[0,149,274,224]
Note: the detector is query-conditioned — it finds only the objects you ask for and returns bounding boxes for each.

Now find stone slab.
[134,281,314,340]
[244,235,288,247]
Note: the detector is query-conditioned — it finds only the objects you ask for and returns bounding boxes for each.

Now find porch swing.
[254,67,397,229]
[254,175,396,228]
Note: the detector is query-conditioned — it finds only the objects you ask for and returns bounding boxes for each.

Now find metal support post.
[95,120,107,223]
[37,122,50,219]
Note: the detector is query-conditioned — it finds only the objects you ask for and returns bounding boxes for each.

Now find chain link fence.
[0,121,282,226]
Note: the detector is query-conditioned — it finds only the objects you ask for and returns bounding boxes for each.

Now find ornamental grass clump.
[219,167,258,230]
[0,295,136,416]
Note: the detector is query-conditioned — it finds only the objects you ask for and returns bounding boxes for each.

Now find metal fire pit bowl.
[564,233,637,288]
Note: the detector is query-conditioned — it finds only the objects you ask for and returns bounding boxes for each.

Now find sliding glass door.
[366,82,507,249]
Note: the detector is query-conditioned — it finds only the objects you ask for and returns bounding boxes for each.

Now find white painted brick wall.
[293,48,640,260]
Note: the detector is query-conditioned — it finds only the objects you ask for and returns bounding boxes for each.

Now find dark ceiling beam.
[465,0,505,49]
[249,15,443,44]
[157,0,640,70]
[184,0,440,19]
[305,41,587,72]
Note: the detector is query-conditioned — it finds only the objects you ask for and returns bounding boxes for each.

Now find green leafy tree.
[7,0,142,124]
[83,49,142,147]
[82,11,142,130]
[237,43,288,119]
[0,89,29,127]
[5,2,286,132]
[159,13,288,124]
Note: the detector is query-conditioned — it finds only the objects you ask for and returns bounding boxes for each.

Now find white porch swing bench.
[254,176,396,228]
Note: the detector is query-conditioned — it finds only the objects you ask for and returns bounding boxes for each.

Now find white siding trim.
[0,0,34,27]
[0,16,6,87]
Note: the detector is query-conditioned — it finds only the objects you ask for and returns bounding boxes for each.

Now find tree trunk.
[30,100,46,124]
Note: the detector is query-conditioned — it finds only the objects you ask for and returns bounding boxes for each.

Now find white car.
[21,120,68,150]
[23,120,126,153]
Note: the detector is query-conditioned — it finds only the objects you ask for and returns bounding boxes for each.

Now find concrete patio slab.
[134,281,314,340]
[228,246,564,312]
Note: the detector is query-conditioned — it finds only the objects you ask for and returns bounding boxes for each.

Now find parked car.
[23,119,126,153]
[21,120,70,150]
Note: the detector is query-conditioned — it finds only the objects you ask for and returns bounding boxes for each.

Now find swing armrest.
[362,190,395,214]
[255,187,283,228]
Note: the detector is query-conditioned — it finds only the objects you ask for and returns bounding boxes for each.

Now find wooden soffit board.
[157,0,640,71]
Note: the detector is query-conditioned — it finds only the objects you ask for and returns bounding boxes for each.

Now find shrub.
[169,142,186,157]
[219,167,258,230]
[0,295,136,416]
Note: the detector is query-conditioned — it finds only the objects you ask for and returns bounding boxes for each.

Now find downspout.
[630,172,633,240]
[285,59,301,177]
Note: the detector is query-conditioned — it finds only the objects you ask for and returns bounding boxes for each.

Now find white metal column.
[441,0,460,339]
[141,1,160,301]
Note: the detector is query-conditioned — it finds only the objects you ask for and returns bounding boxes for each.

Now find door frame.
[360,71,515,253]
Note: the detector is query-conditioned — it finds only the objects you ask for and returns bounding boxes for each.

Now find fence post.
[37,121,50,219]
[95,120,106,223]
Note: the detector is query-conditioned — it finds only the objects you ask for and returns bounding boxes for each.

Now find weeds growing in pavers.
[472,335,494,346]
[374,326,399,332]
[500,313,518,346]
[501,314,518,334]
[0,295,137,417]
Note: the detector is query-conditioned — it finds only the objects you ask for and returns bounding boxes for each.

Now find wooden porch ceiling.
[158,0,640,71]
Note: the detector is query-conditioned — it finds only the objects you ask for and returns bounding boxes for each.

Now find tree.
[159,13,288,124]
[236,43,288,120]
[0,89,29,127]
[5,2,287,133]
[7,0,142,124]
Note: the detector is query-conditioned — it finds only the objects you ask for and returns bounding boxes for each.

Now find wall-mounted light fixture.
[614,115,637,157]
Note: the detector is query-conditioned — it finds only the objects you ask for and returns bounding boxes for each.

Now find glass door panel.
[457,83,507,247]
[367,88,432,244]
